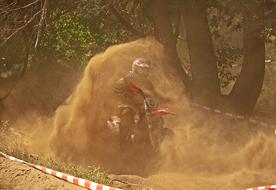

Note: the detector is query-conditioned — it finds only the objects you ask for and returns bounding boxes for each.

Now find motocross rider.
[113,58,169,146]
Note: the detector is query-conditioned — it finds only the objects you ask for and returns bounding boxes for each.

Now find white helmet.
[131,58,151,77]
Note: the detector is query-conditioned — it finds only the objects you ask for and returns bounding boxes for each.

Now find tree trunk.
[151,0,176,52]
[181,1,220,106]
[151,0,192,93]
[229,1,265,115]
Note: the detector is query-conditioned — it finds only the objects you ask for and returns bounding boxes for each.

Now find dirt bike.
[107,83,175,154]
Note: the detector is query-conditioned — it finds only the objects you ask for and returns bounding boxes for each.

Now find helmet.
[131,58,151,77]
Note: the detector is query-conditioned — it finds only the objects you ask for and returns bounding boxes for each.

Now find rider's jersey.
[114,72,155,112]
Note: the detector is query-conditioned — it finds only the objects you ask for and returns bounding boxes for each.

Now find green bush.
[41,9,96,62]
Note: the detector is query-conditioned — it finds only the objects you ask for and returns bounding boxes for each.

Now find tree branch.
[108,5,144,37]
[35,0,47,49]
[0,10,41,47]
[174,9,181,44]
[6,0,40,13]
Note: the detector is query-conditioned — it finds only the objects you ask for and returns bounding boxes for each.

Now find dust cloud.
[150,109,276,189]
[6,38,276,189]
[49,37,187,173]
[50,38,276,189]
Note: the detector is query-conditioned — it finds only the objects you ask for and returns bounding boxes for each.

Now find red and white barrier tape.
[0,151,122,190]
[247,185,276,190]
[191,103,276,129]
[265,58,276,63]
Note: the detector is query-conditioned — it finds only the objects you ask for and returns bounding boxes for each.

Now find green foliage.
[72,0,130,47]
[40,3,129,65]
[41,9,96,62]
[216,44,241,88]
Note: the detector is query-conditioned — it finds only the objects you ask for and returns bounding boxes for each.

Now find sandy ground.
[0,155,275,190]
[0,157,85,190]
[145,171,275,190]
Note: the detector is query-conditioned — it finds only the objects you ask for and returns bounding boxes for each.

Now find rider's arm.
[114,78,142,113]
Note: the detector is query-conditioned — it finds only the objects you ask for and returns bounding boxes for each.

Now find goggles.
[133,59,150,68]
